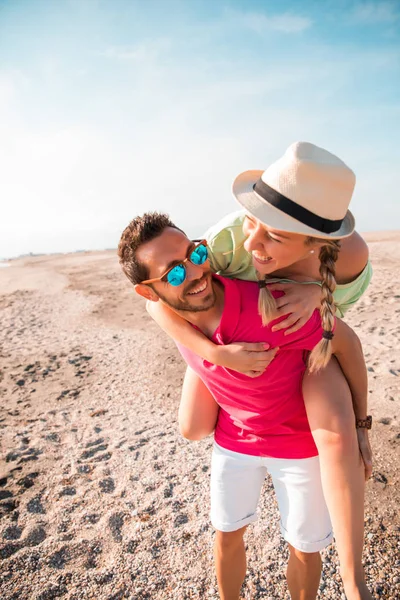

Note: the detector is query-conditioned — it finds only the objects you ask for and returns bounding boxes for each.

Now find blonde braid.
[308,240,340,372]
[257,277,277,326]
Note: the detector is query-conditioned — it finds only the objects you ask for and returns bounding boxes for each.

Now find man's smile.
[186,276,210,297]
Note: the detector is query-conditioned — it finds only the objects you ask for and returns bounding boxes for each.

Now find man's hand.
[357,428,373,481]
[213,342,279,378]
[268,282,321,335]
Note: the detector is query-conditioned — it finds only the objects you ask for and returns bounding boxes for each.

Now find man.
[118,212,368,600]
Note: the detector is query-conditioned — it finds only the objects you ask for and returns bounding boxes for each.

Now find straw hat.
[233,141,356,239]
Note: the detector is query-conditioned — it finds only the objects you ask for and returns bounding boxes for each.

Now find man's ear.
[134,284,159,302]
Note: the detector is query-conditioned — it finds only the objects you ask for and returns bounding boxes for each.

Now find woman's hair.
[256,236,341,372]
[258,277,277,326]
[308,238,340,372]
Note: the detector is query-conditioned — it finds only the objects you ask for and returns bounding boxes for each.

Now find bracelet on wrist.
[355,415,372,429]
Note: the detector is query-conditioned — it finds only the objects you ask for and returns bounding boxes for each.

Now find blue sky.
[0,0,399,258]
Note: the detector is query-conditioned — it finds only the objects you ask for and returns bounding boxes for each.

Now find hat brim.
[233,170,355,240]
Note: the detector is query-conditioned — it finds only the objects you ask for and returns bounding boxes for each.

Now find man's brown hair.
[118,212,184,285]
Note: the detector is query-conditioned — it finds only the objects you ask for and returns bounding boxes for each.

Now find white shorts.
[210,443,333,553]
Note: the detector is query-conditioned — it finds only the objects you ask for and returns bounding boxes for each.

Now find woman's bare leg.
[178,366,219,440]
[303,358,372,600]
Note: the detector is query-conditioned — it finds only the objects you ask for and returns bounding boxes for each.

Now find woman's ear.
[134,284,159,302]
[306,237,324,255]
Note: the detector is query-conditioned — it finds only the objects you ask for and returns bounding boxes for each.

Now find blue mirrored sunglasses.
[141,240,208,287]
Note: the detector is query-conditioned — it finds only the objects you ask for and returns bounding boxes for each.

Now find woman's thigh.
[178,366,219,439]
[302,357,356,437]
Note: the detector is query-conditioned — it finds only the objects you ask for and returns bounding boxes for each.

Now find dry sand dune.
[0,233,399,600]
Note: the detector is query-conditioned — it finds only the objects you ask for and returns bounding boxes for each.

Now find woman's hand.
[268,282,321,335]
[356,428,373,481]
[213,343,279,378]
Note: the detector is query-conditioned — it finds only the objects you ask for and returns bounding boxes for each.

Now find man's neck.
[173,279,225,338]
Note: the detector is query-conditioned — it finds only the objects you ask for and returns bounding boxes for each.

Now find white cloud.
[100,38,171,62]
[220,8,312,34]
[351,1,399,23]
[240,11,313,33]
[0,69,30,108]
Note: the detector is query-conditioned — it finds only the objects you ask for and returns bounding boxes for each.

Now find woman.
[148,142,373,599]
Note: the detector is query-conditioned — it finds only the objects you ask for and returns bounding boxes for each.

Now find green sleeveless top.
[205,210,372,318]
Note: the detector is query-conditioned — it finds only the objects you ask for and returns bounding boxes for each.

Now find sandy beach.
[0,232,399,600]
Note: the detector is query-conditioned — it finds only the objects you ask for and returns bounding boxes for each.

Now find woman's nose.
[244,227,266,254]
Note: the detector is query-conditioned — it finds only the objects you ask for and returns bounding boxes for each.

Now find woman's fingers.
[271,315,299,332]
[267,283,290,292]
[361,449,373,481]
[242,350,279,375]
[239,342,271,352]
[246,370,264,378]
[246,362,278,377]
[274,297,291,310]
[230,343,279,375]
[248,348,279,369]
[357,431,373,481]
[284,318,307,335]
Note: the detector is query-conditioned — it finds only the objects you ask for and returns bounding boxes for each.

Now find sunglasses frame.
[140,239,208,286]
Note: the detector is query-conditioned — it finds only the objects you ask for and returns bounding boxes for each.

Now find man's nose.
[186,260,205,281]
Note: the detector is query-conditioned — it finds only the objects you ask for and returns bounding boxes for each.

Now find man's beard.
[155,277,217,313]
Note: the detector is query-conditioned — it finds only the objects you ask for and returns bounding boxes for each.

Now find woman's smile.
[252,251,273,265]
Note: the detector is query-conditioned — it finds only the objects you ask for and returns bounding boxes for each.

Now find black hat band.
[253,179,344,234]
